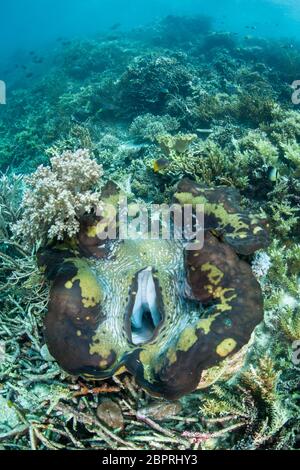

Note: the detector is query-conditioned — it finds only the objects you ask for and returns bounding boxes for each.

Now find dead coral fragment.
[97,400,124,430]
[137,402,182,421]
[13,149,103,246]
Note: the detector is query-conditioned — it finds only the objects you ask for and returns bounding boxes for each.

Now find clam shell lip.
[41,178,268,399]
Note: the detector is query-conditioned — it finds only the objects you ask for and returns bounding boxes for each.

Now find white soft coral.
[13,149,103,246]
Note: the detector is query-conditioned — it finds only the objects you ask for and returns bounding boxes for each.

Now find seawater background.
[1,0,300,65]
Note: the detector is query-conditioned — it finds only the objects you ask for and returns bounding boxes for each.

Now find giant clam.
[38,178,269,399]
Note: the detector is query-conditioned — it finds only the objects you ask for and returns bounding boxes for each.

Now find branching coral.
[281,140,300,176]
[0,174,23,242]
[263,109,300,145]
[117,54,193,116]
[280,307,300,342]
[234,130,279,169]
[13,149,103,246]
[156,138,249,189]
[200,356,297,449]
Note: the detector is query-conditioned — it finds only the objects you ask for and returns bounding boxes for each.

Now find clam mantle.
[38,178,269,399]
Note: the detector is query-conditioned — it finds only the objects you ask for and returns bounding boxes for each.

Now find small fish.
[26,72,34,78]
[33,57,44,64]
[197,128,213,134]
[267,166,279,182]
[110,22,121,31]
[106,35,119,41]
[281,43,294,50]
[159,87,169,96]
[153,158,170,173]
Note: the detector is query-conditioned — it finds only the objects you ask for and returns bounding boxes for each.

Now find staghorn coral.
[13,149,103,246]
[268,199,299,238]
[234,130,279,168]
[155,138,250,189]
[281,140,300,176]
[234,92,278,126]
[200,356,297,450]
[193,92,235,126]
[280,307,300,342]
[263,109,300,145]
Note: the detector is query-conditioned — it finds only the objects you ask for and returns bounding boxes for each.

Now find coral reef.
[116,54,193,117]
[129,114,180,142]
[0,14,299,450]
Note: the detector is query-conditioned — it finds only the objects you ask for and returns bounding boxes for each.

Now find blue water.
[1,0,300,65]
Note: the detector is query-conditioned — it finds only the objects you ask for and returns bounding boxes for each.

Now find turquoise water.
[1,0,300,62]
[1,1,299,98]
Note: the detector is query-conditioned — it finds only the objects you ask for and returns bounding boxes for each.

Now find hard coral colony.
[0,12,299,451]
